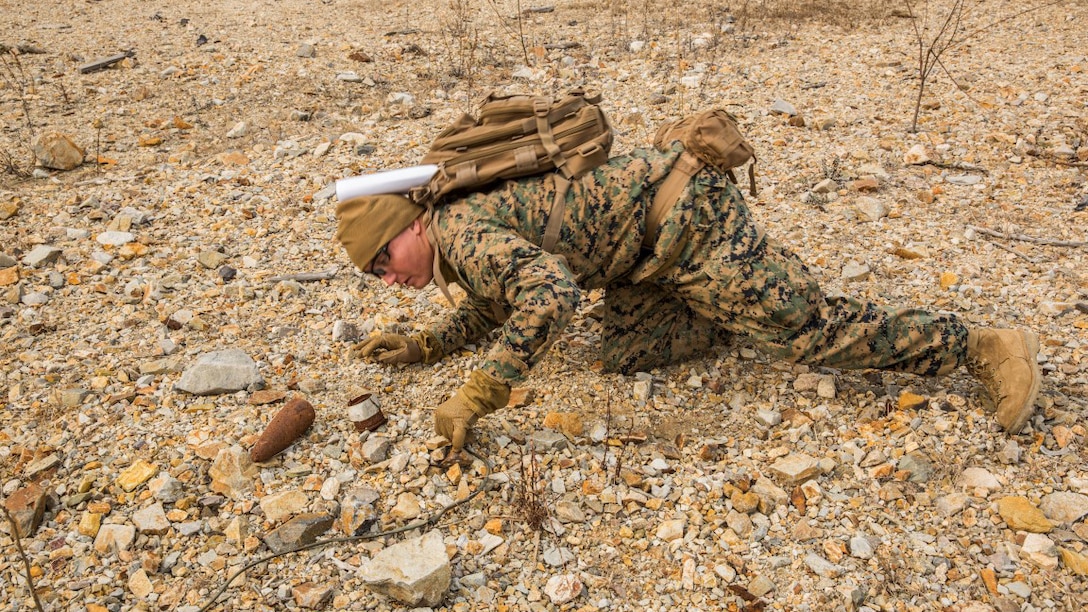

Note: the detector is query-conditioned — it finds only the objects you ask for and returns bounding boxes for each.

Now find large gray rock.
[1039,491,1088,525]
[175,349,263,395]
[22,245,62,268]
[263,513,334,554]
[32,131,84,170]
[359,530,450,607]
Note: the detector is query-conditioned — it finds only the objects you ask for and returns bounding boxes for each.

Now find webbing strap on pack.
[534,96,570,178]
[427,170,571,311]
[541,174,571,253]
[642,151,704,249]
[425,218,457,307]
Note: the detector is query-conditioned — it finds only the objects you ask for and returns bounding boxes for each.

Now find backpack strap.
[424,214,457,307]
[534,96,571,179]
[541,174,571,253]
[643,151,704,249]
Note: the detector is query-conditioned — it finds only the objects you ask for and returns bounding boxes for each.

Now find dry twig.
[967,225,1087,248]
[985,239,1043,264]
[514,441,550,531]
[918,159,988,174]
[2,506,45,612]
[266,268,339,282]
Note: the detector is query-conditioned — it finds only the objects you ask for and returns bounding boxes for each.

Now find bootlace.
[966,355,1008,404]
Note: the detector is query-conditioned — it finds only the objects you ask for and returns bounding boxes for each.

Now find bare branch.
[2,506,46,612]
[968,225,1088,248]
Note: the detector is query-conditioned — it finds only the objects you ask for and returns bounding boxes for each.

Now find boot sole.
[1002,330,1042,434]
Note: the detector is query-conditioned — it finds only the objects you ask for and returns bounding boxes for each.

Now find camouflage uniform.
[427,146,968,384]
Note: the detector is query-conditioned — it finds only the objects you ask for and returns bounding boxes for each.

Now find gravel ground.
[2,1,1087,611]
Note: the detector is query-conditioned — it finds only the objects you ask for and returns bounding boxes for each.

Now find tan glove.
[352,331,443,365]
[435,369,510,452]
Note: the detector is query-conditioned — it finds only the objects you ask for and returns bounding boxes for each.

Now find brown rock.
[247,389,288,405]
[32,131,84,170]
[543,412,584,437]
[731,491,760,514]
[2,482,48,537]
[264,513,334,554]
[980,567,998,595]
[117,460,158,492]
[0,199,18,220]
[1051,425,1073,449]
[698,443,721,461]
[898,391,929,411]
[0,266,18,286]
[293,582,334,609]
[850,176,880,191]
[1059,547,1088,576]
[997,496,1053,533]
[251,397,316,462]
[507,387,536,408]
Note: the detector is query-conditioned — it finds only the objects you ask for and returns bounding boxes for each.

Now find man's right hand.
[352,333,422,364]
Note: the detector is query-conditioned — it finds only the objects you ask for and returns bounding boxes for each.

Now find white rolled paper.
[335,164,439,201]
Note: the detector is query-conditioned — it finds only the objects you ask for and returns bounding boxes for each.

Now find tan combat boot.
[965,328,1041,434]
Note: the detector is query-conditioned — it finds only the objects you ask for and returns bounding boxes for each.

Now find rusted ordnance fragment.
[250,397,316,462]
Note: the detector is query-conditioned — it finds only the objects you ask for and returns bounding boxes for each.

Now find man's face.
[365,218,434,289]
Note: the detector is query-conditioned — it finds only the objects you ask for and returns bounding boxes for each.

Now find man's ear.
[409,218,425,236]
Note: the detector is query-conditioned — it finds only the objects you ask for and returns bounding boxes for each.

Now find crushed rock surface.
[1,1,1087,610]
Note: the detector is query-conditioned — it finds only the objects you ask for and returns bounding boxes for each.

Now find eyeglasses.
[366,242,391,278]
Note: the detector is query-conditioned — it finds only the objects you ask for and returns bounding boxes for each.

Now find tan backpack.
[411,89,613,310]
[644,108,758,247]
[411,89,613,214]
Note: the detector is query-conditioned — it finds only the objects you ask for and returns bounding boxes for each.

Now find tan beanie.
[335,194,425,270]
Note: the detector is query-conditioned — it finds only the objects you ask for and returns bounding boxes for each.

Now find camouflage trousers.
[600,183,969,376]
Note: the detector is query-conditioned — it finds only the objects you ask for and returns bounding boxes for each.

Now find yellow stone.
[117,460,158,492]
[731,491,760,514]
[980,567,998,594]
[898,392,929,411]
[542,412,584,437]
[939,272,959,290]
[581,480,603,495]
[87,501,112,514]
[118,243,149,259]
[506,387,536,408]
[0,266,18,286]
[997,496,1053,533]
[78,512,102,537]
[446,462,463,485]
[1059,547,1088,576]
[0,200,19,219]
[869,464,895,479]
[1052,425,1073,448]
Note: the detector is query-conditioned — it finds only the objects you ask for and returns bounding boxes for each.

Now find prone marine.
[335,145,1041,454]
